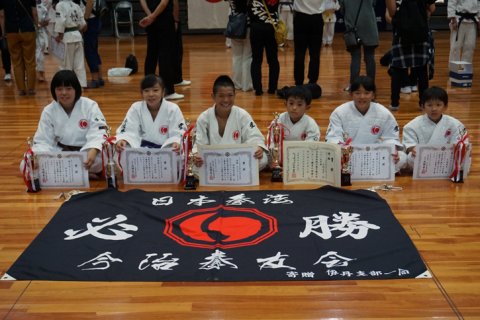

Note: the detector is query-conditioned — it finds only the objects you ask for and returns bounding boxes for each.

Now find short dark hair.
[213,75,235,94]
[50,70,82,102]
[286,85,312,105]
[141,74,165,91]
[421,86,448,106]
[349,75,376,93]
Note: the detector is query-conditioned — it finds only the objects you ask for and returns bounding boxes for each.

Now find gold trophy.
[340,133,353,186]
[269,112,283,182]
[25,137,41,192]
[183,120,197,190]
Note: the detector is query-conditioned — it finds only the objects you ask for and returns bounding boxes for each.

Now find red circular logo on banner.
[160,126,168,135]
[79,119,88,129]
[233,130,240,140]
[371,125,380,135]
[164,205,278,249]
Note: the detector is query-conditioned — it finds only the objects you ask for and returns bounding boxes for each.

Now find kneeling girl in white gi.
[115,74,186,153]
[30,70,108,173]
[325,75,407,172]
[193,75,268,170]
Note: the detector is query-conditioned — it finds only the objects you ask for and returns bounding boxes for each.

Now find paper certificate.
[283,141,341,187]
[350,144,395,181]
[413,144,456,179]
[197,144,259,186]
[49,35,65,61]
[121,148,180,184]
[36,151,89,188]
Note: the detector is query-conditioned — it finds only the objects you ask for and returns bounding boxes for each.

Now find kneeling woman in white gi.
[115,75,186,153]
[29,70,108,173]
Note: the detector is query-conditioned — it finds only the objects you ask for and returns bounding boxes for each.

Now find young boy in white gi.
[325,75,406,172]
[193,75,268,170]
[31,70,108,173]
[276,85,320,142]
[402,86,468,170]
[115,74,186,153]
[54,0,87,88]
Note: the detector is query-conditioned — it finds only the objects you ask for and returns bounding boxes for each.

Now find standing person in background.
[81,0,104,89]
[0,0,38,96]
[322,0,339,47]
[340,0,378,90]
[227,0,252,92]
[447,0,479,66]
[248,0,280,96]
[292,0,324,86]
[140,0,183,100]
[0,25,12,81]
[36,0,50,82]
[385,0,435,111]
[172,0,191,87]
[278,0,294,46]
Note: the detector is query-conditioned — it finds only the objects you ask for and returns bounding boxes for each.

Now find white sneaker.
[400,86,412,94]
[410,85,418,92]
[164,92,185,100]
[174,80,191,86]
[4,74,11,81]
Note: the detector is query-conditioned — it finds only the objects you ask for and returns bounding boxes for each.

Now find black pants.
[1,38,11,74]
[293,11,323,85]
[145,21,176,94]
[391,65,428,107]
[250,22,279,94]
[173,23,184,84]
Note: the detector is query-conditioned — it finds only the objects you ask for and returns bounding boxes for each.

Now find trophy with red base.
[267,113,284,182]
[103,128,118,189]
[182,120,197,190]
[23,137,41,193]
[450,128,469,183]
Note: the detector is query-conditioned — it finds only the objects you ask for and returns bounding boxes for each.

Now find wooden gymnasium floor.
[0,31,479,319]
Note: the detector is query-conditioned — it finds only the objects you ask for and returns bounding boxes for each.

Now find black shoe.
[98,78,105,86]
[267,89,276,94]
[255,90,263,96]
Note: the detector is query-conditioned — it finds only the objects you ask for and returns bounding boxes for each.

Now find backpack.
[125,54,138,74]
[392,0,429,46]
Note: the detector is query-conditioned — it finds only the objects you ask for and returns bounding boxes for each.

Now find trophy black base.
[184,175,197,190]
[452,170,464,183]
[341,173,351,186]
[107,176,118,189]
[271,167,282,182]
[27,178,41,193]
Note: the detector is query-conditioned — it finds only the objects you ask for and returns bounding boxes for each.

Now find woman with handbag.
[340,0,379,91]
[226,0,252,92]
[248,0,280,96]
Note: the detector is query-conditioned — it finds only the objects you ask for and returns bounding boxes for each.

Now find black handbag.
[343,0,363,50]
[225,12,248,39]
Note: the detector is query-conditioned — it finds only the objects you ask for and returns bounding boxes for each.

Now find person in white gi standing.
[448,0,479,65]
[54,0,87,88]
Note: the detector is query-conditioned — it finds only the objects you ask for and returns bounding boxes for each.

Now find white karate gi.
[325,101,406,172]
[448,0,479,64]
[116,100,186,149]
[36,0,50,72]
[194,105,268,170]
[402,114,468,168]
[32,97,108,173]
[278,111,320,141]
[55,0,87,87]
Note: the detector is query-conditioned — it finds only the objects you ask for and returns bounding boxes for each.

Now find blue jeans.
[84,17,102,73]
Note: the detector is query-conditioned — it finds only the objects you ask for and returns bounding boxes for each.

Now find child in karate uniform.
[193,75,268,170]
[402,86,468,170]
[325,75,406,172]
[116,74,186,153]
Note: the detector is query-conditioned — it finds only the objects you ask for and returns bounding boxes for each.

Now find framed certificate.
[350,144,395,181]
[197,144,259,186]
[413,144,456,180]
[121,148,180,184]
[283,141,341,187]
[36,151,89,188]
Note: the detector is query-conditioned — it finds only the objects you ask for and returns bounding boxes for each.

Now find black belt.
[58,142,82,151]
[64,27,79,33]
[455,11,478,41]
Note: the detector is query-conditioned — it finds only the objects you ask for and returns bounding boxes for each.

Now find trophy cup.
[25,137,41,192]
[269,113,283,182]
[104,128,118,189]
[340,133,353,186]
[451,128,469,183]
[183,120,197,190]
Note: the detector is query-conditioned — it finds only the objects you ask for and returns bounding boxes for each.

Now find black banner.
[4,186,429,281]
